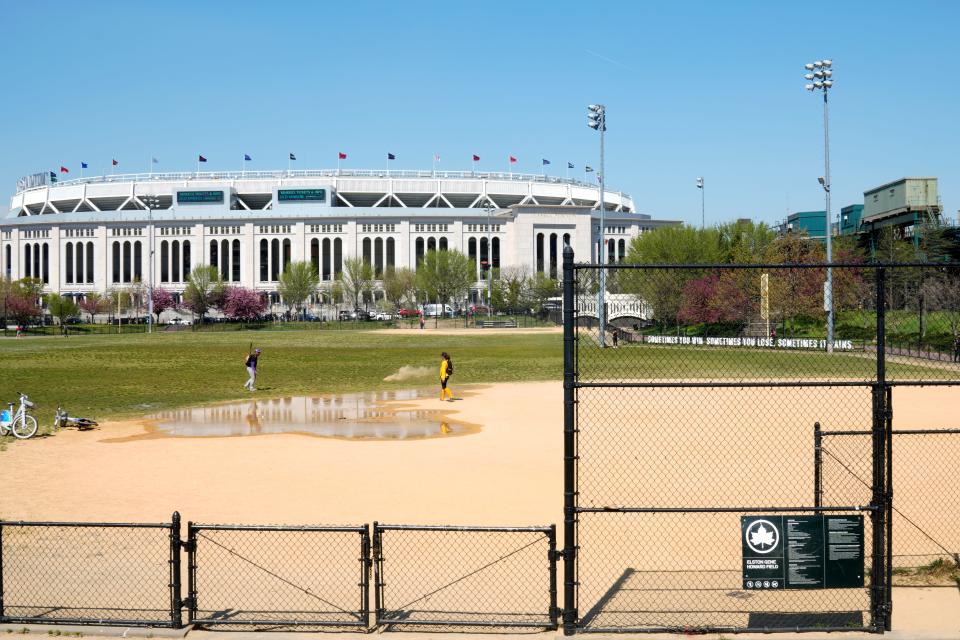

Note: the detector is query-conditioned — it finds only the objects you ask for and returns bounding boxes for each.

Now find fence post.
[186,522,197,623]
[0,523,5,622]
[562,245,577,636]
[169,511,183,628]
[547,524,558,630]
[884,384,894,632]
[372,522,382,626]
[361,524,371,629]
[813,422,823,509]
[870,267,889,632]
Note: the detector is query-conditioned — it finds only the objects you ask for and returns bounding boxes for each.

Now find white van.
[421,304,454,318]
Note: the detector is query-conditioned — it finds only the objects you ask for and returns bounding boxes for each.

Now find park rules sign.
[741,515,864,590]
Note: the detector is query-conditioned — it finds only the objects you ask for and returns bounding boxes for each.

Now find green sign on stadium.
[176,190,224,204]
[278,188,326,203]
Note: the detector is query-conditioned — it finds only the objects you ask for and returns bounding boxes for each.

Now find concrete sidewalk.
[2,588,957,640]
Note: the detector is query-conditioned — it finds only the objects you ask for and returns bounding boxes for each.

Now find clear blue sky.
[2,1,958,227]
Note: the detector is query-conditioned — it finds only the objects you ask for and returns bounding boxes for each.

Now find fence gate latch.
[179,596,196,611]
[179,539,196,552]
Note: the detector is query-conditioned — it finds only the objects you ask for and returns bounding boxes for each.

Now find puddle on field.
[109,389,480,442]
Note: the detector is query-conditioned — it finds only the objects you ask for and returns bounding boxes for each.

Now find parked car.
[421,304,455,318]
[398,308,421,318]
[374,311,395,321]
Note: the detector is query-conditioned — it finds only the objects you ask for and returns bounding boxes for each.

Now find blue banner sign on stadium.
[278,188,326,203]
[176,190,224,204]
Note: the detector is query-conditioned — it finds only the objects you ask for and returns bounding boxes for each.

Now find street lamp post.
[696,177,705,229]
[804,59,835,353]
[588,104,607,346]
[142,195,160,334]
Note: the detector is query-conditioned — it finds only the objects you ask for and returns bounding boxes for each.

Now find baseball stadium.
[1,169,676,303]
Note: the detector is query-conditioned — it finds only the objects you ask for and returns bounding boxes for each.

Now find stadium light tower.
[696,177,705,229]
[142,194,161,334]
[588,103,607,346]
[804,59,835,353]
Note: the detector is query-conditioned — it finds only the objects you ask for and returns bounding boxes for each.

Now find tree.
[527,273,560,312]
[223,287,267,320]
[182,265,224,321]
[621,225,723,327]
[78,293,108,323]
[416,249,474,307]
[382,267,418,309]
[277,261,319,318]
[340,257,375,309]
[151,287,176,322]
[492,265,529,312]
[7,290,41,327]
[763,233,827,331]
[45,293,79,330]
[106,287,133,316]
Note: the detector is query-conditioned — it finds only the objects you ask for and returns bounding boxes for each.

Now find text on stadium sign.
[278,189,327,203]
[177,190,224,204]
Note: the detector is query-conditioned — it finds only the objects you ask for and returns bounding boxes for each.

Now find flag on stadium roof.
[244,154,252,161]
[585,165,594,172]
[152,157,158,164]
[509,155,517,163]
[60,166,69,173]
[568,162,574,169]
[542,158,550,165]
[198,155,207,162]
[81,162,88,169]
[339,152,347,160]
[472,154,480,162]
[289,153,296,161]
[388,153,396,160]
[112,159,118,166]
[49,171,57,180]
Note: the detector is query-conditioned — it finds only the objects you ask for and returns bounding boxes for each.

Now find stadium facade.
[2,169,678,305]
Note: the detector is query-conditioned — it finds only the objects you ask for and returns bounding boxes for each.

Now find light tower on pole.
[588,104,607,346]
[696,177,705,229]
[142,194,160,334]
[804,59,835,353]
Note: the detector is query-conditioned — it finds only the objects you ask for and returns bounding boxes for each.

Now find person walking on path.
[419,313,425,330]
[439,351,454,401]
[953,334,960,363]
[244,348,261,391]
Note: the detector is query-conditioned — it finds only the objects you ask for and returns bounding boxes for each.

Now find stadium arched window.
[231,240,240,282]
[134,241,142,281]
[374,237,383,277]
[427,237,436,252]
[76,242,84,284]
[536,233,544,274]
[65,242,74,284]
[182,241,191,280]
[311,239,320,276]
[439,237,448,252]
[492,237,500,272]
[5,245,11,279]
[618,239,626,263]
[550,233,558,279]
[123,241,132,283]
[220,239,229,281]
[386,237,395,270]
[563,233,570,248]
[468,238,477,269]
[112,241,121,283]
[479,237,488,273]
[362,238,372,267]
[85,241,94,284]
[259,239,268,282]
[333,238,343,278]
[160,241,169,283]
[42,243,49,284]
[209,240,218,270]
[171,240,181,283]
[322,238,331,281]
[415,237,424,268]
[282,239,291,274]
[24,244,31,278]
[270,239,280,281]
[607,238,615,265]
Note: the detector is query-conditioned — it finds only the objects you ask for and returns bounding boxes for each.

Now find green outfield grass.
[0,329,951,442]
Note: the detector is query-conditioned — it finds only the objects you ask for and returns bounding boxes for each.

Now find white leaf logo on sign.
[745,519,779,554]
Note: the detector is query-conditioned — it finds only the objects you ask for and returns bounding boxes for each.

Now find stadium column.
[96,224,109,294]
[243,222,256,289]
[51,225,61,293]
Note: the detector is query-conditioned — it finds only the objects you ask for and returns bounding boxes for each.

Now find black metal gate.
[373,523,558,630]
[0,514,182,627]
[185,523,369,628]
[562,252,960,634]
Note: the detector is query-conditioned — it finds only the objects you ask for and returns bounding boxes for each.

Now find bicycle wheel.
[12,414,38,439]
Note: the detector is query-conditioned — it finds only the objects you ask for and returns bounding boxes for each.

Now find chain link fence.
[186,523,369,629]
[373,524,557,630]
[563,256,960,635]
[0,516,180,627]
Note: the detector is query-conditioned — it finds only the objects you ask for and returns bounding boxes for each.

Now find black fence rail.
[817,424,960,574]
[0,514,181,628]
[186,523,369,629]
[373,524,558,630]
